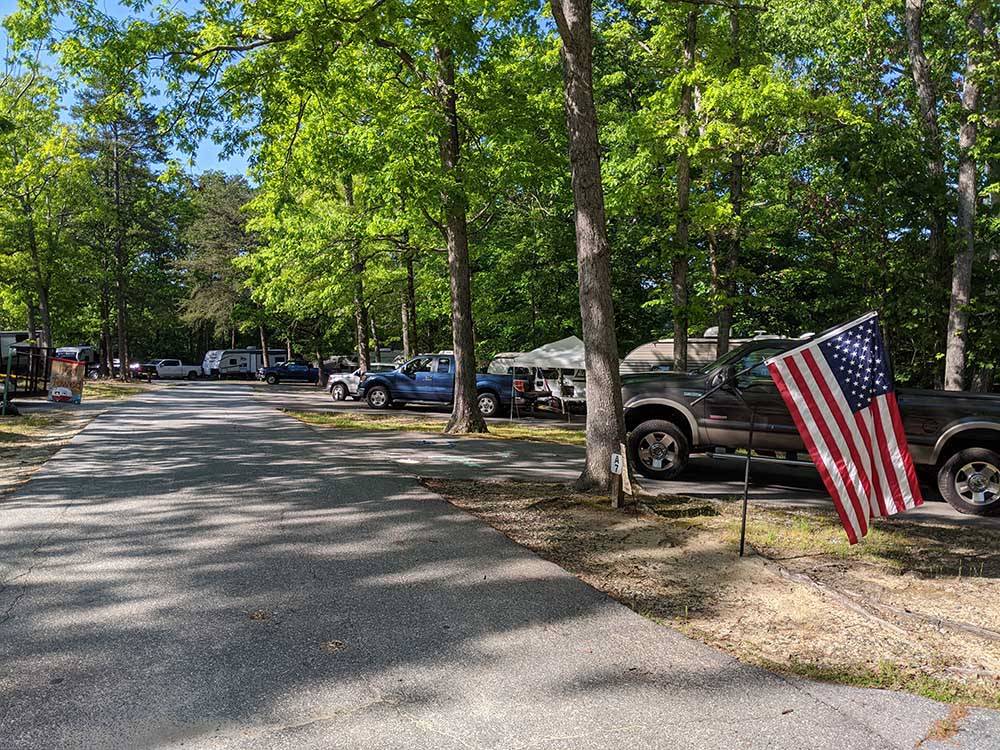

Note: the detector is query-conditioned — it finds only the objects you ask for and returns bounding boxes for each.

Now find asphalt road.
[2,382,998,749]
[259,382,1000,529]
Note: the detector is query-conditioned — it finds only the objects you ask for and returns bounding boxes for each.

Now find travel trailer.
[620,330,775,374]
[202,348,287,378]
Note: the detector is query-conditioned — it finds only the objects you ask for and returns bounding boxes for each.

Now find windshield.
[696,348,748,374]
[697,342,795,377]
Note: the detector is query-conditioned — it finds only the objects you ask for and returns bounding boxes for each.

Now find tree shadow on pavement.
[0,384,985,749]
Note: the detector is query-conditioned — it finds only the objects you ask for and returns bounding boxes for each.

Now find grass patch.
[0,413,65,442]
[84,380,153,400]
[762,659,997,710]
[285,409,585,446]
[738,503,999,579]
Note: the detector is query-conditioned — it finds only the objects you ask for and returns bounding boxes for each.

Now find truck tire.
[330,382,348,401]
[477,392,500,417]
[366,385,391,409]
[937,447,1000,516]
[266,374,279,385]
[187,371,198,380]
[628,419,690,481]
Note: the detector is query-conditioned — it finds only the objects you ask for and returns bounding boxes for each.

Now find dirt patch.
[0,411,100,496]
[423,478,1000,708]
[918,704,970,746]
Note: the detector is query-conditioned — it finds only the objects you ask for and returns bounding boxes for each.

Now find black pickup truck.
[623,338,1000,516]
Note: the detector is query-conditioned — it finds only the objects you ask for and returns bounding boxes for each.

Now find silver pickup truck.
[622,338,1000,516]
[327,363,395,401]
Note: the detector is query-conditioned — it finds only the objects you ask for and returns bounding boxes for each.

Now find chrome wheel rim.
[955,461,1000,506]
[332,385,345,400]
[638,432,678,472]
[369,389,387,407]
[478,395,496,416]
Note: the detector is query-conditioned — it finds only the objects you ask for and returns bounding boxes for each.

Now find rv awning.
[515,336,586,370]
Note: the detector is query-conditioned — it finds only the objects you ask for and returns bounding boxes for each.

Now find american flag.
[765,313,923,543]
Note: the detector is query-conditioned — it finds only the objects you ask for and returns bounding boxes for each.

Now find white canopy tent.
[506,336,587,421]
[513,335,586,370]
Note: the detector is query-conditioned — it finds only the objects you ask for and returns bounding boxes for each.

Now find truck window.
[403,357,433,375]
[436,357,451,374]
[742,348,784,379]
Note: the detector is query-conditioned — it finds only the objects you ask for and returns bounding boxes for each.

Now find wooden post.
[611,472,623,509]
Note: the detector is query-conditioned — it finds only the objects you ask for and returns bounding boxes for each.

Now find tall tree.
[551,0,626,491]
[177,171,258,344]
[672,9,698,372]
[944,1,985,390]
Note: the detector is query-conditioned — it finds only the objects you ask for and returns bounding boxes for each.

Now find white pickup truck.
[145,359,202,380]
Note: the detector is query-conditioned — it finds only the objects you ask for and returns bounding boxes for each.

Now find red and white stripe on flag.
[765,312,922,544]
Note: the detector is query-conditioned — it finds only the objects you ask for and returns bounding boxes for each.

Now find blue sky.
[0,0,249,176]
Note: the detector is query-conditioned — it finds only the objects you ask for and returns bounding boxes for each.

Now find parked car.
[622,338,1000,516]
[132,359,201,380]
[357,353,515,417]
[258,360,319,385]
[328,363,395,401]
[133,360,161,379]
[154,359,202,379]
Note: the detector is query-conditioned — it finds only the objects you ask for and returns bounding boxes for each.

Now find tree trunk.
[23,218,52,349]
[260,325,270,367]
[673,9,698,372]
[26,295,36,341]
[717,5,741,359]
[111,134,130,380]
[406,250,417,352]
[343,177,370,372]
[551,0,626,492]
[401,294,411,359]
[351,246,370,372]
[286,336,293,361]
[100,285,112,376]
[435,46,486,434]
[370,315,382,363]
[943,3,984,391]
[904,0,948,280]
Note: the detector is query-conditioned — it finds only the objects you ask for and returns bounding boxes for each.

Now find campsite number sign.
[610,453,624,475]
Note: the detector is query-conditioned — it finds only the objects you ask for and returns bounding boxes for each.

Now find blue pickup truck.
[358,353,514,416]
[258,361,320,385]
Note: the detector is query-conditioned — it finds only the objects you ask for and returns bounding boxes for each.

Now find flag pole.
[689,364,757,558]
[739,408,756,557]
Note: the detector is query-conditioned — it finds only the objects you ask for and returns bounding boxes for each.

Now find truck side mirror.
[722,365,738,387]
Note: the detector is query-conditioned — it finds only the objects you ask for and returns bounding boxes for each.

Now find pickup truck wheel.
[937,448,1000,516]
[265,374,278,385]
[366,385,391,409]
[330,383,348,401]
[628,420,689,480]
[187,371,198,380]
[477,392,500,417]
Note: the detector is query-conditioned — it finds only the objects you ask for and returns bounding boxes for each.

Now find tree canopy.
[0,0,995,396]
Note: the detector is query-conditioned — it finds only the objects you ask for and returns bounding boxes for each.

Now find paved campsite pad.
[424,479,1000,709]
[2,382,999,749]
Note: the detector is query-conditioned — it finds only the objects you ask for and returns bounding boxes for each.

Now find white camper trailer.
[621,331,774,374]
[203,348,287,378]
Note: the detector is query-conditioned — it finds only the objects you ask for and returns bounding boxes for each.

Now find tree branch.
[190,30,301,60]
